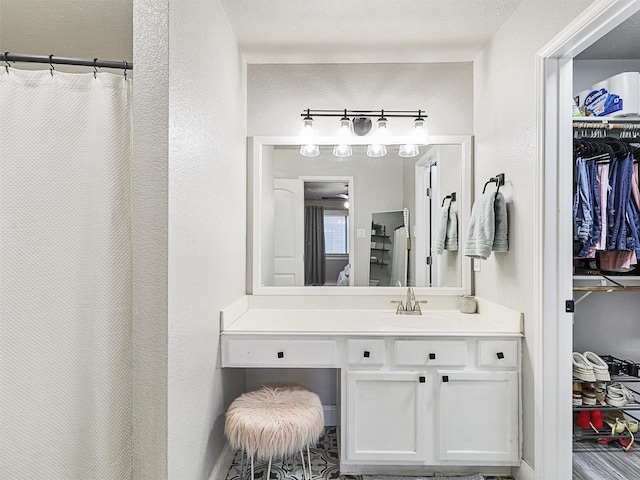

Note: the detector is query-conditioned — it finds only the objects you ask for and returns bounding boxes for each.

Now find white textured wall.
[248,63,473,137]
[167,1,247,478]
[132,1,169,478]
[247,62,472,410]
[472,0,596,468]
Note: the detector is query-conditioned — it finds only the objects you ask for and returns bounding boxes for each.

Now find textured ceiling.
[220,0,523,63]
[576,9,640,60]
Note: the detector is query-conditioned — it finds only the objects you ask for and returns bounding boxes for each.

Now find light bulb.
[333,117,353,157]
[299,116,315,142]
[300,144,320,157]
[367,117,389,157]
[367,144,387,157]
[399,144,420,158]
[411,118,429,145]
[333,143,353,157]
[299,115,319,157]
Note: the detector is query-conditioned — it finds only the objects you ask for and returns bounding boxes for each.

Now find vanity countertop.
[221,299,523,337]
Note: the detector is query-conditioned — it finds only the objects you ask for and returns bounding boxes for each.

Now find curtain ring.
[93,58,98,79]
[49,54,55,76]
[123,61,127,80]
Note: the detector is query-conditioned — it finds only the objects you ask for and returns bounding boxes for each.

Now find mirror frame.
[248,135,473,296]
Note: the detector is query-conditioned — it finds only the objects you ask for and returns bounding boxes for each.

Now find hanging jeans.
[607,154,635,252]
[574,157,593,257]
[588,160,602,252]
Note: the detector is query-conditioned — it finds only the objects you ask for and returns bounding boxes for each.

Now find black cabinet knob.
[363,351,370,358]
[419,376,426,383]
[429,353,436,360]
[277,351,284,359]
[497,352,505,359]
[442,375,449,383]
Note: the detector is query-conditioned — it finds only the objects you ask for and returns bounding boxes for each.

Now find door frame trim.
[535,1,640,478]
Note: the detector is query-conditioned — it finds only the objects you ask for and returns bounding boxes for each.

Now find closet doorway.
[538,1,640,479]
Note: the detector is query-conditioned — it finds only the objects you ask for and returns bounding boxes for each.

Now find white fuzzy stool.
[225,385,324,480]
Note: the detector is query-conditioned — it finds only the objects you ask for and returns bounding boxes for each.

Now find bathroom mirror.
[248,136,472,295]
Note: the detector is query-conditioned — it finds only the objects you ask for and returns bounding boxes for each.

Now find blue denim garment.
[607,154,634,251]
[588,160,602,251]
[573,157,593,256]
[627,154,640,258]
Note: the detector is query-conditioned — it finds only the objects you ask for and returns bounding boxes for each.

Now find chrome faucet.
[391,287,425,315]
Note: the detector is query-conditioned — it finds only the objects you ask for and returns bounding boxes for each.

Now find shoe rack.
[572,363,640,451]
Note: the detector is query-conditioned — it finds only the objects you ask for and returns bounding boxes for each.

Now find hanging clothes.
[573,136,640,273]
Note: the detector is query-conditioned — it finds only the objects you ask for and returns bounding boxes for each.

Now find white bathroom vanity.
[221,298,523,476]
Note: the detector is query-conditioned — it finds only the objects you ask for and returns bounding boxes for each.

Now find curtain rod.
[1,52,133,70]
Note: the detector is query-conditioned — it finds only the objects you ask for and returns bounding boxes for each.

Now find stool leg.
[239,449,245,480]
[299,449,307,480]
[250,454,255,480]
[266,457,272,480]
[306,445,313,480]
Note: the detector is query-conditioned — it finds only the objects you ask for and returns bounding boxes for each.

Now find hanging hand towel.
[445,202,458,251]
[432,206,449,255]
[492,192,508,252]
[464,192,497,260]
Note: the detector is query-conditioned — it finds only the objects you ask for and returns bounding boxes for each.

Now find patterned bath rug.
[365,475,484,480]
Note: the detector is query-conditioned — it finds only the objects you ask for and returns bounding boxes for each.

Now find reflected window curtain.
[304,206,326,285]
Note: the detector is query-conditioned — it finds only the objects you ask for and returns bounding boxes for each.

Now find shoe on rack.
[582,387,597,406]
[584,351,611,381]
[573,352,597,381]
[576,410,591,429]
[606,382,635,407]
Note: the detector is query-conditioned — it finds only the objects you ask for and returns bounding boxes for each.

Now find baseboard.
[209,441,235,480]
[514,459,534,480]
[324,404,337,426]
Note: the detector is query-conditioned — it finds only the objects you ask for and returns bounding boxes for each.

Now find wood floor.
[573,441,640,479]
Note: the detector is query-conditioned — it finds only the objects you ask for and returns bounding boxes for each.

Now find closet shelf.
[573,275,640,292]
[573,285,640,291]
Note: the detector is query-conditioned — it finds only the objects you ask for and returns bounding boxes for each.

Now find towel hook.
[123,61,128,80]
[482,173,505,194]
[4,52,10,74]
[49,54,55,76]
[93,58,99,79]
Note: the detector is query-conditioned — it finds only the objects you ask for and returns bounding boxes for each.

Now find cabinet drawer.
[224,339,338,367]
[347,339,386,367]
[395,340,467,367]
[477,340,518,368]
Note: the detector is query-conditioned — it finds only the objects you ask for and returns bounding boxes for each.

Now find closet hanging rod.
[1,52,133,70]
[573,120,640,130]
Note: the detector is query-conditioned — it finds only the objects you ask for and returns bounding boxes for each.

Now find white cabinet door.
[437,370,519,464]
[346,370,428,462]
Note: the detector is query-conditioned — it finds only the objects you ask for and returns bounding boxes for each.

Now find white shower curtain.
[0,68,132,479]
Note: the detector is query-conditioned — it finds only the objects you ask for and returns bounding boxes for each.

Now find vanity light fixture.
[298,109,428,158]
[299,110,319,157]
[333,113,353,158]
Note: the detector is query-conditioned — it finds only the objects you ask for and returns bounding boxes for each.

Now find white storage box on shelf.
[576,71,640,117]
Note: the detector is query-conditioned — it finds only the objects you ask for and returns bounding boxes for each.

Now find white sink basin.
[378,314,467,330]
